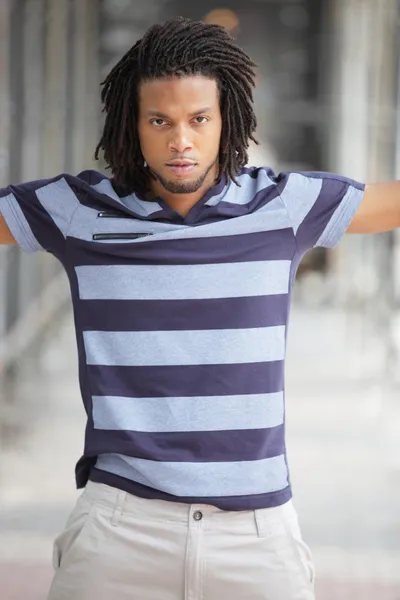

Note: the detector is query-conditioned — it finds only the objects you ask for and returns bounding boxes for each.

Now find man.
[0,16,397,600]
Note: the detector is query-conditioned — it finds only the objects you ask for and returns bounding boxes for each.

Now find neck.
[148,165,219,217]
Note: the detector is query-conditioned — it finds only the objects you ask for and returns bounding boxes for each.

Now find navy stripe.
[69,228,295,266]
[89,468,292,511]
[88,361,284,398]
[86,425,285,463]
[202,185,278,219]
[79,295,289,332]
[296,178,349,251]
[76,169,106,186]
[240,166,260,178]
[294,170,365,192]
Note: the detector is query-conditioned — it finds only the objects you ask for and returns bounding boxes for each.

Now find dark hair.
[94,16,258,195]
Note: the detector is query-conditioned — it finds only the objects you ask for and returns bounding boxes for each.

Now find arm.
[0,214,16,245]
[347,182,400,234]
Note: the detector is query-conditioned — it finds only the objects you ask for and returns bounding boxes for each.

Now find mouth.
[165,161,198,176]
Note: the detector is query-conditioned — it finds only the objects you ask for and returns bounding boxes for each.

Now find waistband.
[82,480,299,535]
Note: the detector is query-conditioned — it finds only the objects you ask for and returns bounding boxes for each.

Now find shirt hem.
[89,467,293,511]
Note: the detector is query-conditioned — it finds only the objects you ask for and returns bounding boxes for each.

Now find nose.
[168,124,193,154]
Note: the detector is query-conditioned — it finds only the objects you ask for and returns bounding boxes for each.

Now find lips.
[165,161,197,176]
[166,161,196,166]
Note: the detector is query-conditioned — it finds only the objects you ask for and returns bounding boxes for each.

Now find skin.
[137,75,223,217]
[0,217,16,245]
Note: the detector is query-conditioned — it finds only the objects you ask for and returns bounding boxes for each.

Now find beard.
[149,159,217,194]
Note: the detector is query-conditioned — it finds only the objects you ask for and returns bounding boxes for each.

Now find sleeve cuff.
[0,192,43,253]
[316,184,365,248]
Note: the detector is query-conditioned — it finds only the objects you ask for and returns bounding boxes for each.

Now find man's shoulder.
[33,170,111,200]
[236,165,281,196]
[240,166,346,196]
[73,169,110,188]
[67,170,129,206]
[239,165,285,189]
[240,165,276,178]
[212,166,283,216]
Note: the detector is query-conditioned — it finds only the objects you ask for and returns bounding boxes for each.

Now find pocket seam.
[283,521,315,588]
[53,500,96,571]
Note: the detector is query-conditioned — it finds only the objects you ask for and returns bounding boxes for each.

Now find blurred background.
[1,0,400,598]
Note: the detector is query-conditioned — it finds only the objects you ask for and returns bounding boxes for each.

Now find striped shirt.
[0,166,365,510]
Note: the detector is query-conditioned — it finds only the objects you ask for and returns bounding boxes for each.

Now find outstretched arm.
[347,182,400,234]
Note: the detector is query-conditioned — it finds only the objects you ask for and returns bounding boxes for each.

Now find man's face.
[138,75,222,195]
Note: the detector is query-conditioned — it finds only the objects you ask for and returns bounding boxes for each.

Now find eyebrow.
[146,107,213,118]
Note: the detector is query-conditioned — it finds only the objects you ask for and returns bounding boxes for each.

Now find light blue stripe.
[76,260,291,300]
[36,178,79,238]
[0,193,43,252]
[92,392,285,432]
[91,179,121,202]
[279,173,323,234]
[91,179,162,216]
[316,185,364,248]
[96,453,289,497]
[84,326,285,366]
[67,196,290,244]
[206,168,274,206]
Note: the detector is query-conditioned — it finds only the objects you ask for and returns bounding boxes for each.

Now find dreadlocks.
[94,16,258,195]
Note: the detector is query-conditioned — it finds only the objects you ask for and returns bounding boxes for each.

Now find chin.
[151,160,217,195]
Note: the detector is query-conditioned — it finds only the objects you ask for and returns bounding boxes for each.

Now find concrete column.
[326,0,370,180]
[20,0,46,181]
[18,0,47,313]
[68,0,100,174]
[326,0,397,299]
[0,0,12,340]
[366,1,397,182]
[324,0,371,324]
[0,0,11,186]
[42,0,69,178]
[324,0,398,378]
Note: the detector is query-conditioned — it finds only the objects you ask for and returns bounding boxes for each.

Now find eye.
[193,116,209,124]
[150,118,167,127]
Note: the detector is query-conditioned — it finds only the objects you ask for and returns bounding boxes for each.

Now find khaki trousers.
[47,481,315,600]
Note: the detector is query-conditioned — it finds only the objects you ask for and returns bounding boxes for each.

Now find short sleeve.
[0,175,80,257]
[277,171,365,253]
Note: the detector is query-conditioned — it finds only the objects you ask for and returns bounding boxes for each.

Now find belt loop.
[111,490,127,527]
[254,509,267,538]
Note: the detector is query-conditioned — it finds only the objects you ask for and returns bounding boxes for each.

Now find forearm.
[347,181,400,234]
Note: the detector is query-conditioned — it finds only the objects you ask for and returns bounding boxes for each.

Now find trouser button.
[193,510,203,521]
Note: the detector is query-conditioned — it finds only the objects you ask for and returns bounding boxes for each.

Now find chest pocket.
[93,211,153,241]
